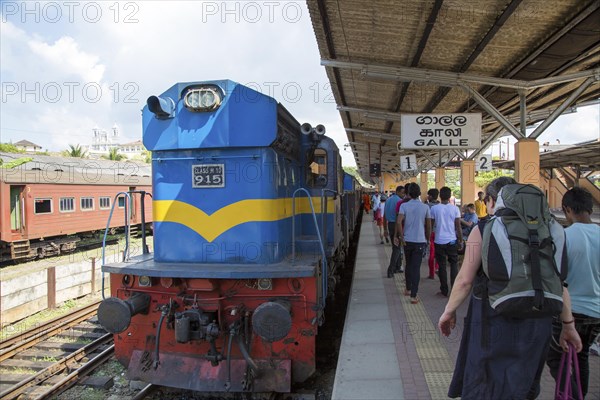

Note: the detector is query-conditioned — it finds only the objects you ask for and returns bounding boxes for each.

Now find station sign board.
[400,113,482,149]
[476,154,493,172]
[400,154,417,172]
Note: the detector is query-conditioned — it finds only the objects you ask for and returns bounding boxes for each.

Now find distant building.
[14,140,43,153]
[87,125,120,156]
[86,125,145,159]
[118,140,145,159]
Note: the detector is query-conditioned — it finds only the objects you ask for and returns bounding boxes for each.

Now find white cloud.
[542,104,600,144]
[28,36,105,82]
[2,1,597,169]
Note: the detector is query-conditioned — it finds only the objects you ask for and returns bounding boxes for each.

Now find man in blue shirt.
[430,187,463,297]
[384,186,404,278]
[394,183,431,303]
[546,187,600,397]
[460,203,478,238]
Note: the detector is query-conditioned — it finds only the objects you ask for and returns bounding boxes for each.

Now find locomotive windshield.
[307,148,327,187]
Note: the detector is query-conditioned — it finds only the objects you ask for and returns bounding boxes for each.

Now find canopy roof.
[494,139,600,171]
[308,0,600,180]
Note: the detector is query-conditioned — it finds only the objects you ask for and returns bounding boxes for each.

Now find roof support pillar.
[519,90,527,136]
[460,159,477,205]
[420,171,429,202]
[529,76,597,139]
[435,167,445,188]
[459,83,523,140]
[514,138,540,186]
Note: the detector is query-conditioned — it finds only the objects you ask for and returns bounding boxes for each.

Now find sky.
[1,1,598,168]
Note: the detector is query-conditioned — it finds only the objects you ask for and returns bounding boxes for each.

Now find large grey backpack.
[481,184,567,318]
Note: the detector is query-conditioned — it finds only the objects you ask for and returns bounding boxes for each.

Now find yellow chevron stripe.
[153,198,335,242]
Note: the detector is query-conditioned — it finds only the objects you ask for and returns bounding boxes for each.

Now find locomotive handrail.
[127,190,152,255]
[291,188,327,309]
[320,189,338,253]
[101,191,132,299]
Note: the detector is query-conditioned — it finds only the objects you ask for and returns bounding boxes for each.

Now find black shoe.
[394,268,403,273]
[387,267,393,278]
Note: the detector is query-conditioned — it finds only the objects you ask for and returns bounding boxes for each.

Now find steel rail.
[0,301,101,362]
[131,384,158,400]
[33,343,115,400]
[0,333,113,400]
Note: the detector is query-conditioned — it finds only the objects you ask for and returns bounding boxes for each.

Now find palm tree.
[142,150,151,164]
[62,144,87,158]
[104,147,125,161]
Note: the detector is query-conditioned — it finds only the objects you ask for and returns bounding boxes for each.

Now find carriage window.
[81,197,94,211]
[118,196,125,208]
[59,197,75,212]
[99,197,111,210]
[308,148,328,187]
[34,198,52,214]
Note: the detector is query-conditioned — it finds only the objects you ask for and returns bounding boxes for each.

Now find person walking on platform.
[546,187,600,399]
[395,183,412,266]
[474,191,487,219]
[372,192,381,221]
[426,188,440,279]
[374,195,387,244]
[363,192,371,214]
[430,187,463,297]
[438,177,581,400]
[385,186,405,278]
[394,183,431,304]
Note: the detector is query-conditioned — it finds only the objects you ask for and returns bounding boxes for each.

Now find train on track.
[98,80,362,393]
[0,154,152,263]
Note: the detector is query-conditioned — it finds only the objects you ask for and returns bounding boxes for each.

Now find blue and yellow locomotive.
[98,80,361,392]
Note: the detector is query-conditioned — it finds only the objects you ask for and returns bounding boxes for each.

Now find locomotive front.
[98,80,331,392]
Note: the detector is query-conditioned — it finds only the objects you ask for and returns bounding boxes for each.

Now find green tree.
[474,169,515,190]
[0,157,33,169]
[62,144,87,158]
[343,166,372,188]
[0,143,25,153]
[141,149,151,164]
[103,147,125,161]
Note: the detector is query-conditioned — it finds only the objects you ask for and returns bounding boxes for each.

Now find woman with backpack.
[438,177,582,400]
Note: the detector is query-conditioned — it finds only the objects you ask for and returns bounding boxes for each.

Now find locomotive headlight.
[138,275,152,287]
[257,278,272,291]
[184,87,222,112]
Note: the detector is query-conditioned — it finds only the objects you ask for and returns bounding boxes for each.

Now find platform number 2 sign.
[400,154,417,172]
[476,154,493,172]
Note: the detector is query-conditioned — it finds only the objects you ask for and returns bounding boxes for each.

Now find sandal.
[410,297,420,304]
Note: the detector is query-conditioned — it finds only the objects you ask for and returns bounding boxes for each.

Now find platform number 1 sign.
[476,154,493,172]
[400,154,417,172]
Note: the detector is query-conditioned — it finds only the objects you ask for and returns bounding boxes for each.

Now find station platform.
[332,214,600,400]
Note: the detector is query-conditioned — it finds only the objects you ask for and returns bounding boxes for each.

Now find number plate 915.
[192,164,225,188]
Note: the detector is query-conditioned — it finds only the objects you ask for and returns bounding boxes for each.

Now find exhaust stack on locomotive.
[99,80,356,393]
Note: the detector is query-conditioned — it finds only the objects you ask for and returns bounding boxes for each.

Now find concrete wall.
[1,270,48,326]
[0,257,112,326]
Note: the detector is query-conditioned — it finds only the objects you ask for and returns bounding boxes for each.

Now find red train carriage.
[0,152,152,262]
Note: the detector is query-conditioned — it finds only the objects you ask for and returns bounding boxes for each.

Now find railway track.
[0,301,114,400]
